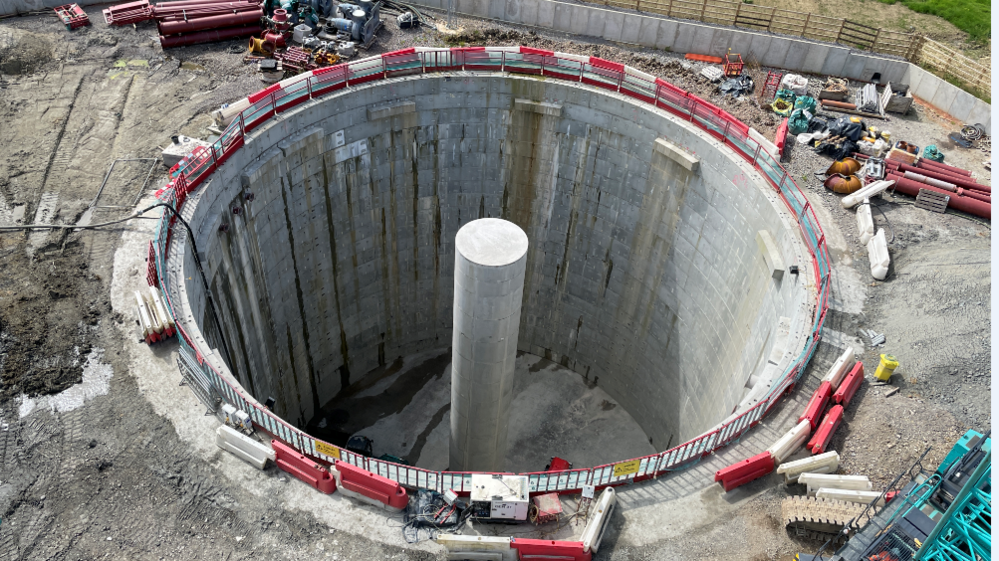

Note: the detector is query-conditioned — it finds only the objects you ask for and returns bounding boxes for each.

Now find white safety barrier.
[867,229,890,280]
[216,425,275,469]
[821,348,856,390]
[581,487,616,553]
[435,535,516,561]
[857,199,875,245]
[776,451,840,484]
[799,473,872,495]
[842,179,894,208]
[816,488,885,506]
[766,420,811,465]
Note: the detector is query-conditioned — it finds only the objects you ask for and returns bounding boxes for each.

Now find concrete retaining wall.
[414,0,991,133]
[177,73,813,449]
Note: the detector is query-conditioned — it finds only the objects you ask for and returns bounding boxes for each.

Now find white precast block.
[800,473,872,495]
[435,535,516,561]
[821,348,856,390]
[867,229,890,280]
[215,425,275,469]
[767,420,811,464]
[816,488,885,506]
[856,199,875,245]
[581,487,616,553]
[842,180,894,208]
[450,219,529,472]
[149,287,175,330]
[134,291,155,337]
[776,451,840,484]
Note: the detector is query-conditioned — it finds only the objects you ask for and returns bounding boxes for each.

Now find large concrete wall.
[177,73,813,450]
[411,0,991,133]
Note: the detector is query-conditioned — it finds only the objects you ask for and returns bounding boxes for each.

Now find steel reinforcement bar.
[151,45,831,496]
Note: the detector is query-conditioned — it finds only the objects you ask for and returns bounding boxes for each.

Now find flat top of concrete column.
[455,218,529,267]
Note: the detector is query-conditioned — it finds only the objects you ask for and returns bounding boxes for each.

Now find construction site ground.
[0,8,990,561]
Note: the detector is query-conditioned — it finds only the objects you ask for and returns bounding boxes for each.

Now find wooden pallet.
[915,189,950,213]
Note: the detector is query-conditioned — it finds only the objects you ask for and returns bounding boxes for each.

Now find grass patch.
[878,0,990,41]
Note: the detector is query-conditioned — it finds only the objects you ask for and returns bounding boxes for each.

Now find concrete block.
[653,138,699,172]
[944,88,976,123]
[761,37,791,69]
[672,21,696,53]
[585,7,606,38]
[840,54,867,80]
[929,80,960,115]
[656,19,678,49]
[535,0,554,27]
[707,28,730,57]
[691,26,716,55]
[782,41,807,72]
[568,4,590,36]
[801,44,829,75]
[755,230,785,280]
[819,46,849,78]
[552,2,571,32]
[619,13,641,44]
[504,0,522,23]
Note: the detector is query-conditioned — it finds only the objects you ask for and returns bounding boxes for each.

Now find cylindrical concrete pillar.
[449,218,529,472]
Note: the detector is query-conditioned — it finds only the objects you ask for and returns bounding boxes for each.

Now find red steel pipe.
[155,2,258,17]
[158,9,262,34]
[886,173,991,219]
[911,160,979,184]
[918,158,973,177]
[159,24,261,48]
[889,160,990,194]
[155,0,258,7]
[887,173,990,203]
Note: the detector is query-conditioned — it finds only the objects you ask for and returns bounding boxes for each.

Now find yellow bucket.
[874,354,898,381]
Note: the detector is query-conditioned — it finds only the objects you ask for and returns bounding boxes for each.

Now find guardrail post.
[270,92,277,114]
[752,144,761,166]
[238,112,245,135]
[307,76,313,98]
[501,50,506,73]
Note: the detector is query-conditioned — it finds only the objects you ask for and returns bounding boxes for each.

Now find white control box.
[470,474,529,521]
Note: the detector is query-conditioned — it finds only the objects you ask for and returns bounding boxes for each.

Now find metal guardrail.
[152,46,831,495]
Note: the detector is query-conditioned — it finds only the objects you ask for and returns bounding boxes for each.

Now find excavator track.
[782,495,871,543]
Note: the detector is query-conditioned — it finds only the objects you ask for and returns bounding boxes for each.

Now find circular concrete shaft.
[450,218,529,471]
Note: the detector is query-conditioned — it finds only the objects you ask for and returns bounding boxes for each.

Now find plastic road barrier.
[272,439,337,493]
[799,381,833,430]
[815,488,885,506]
[799,473,872,496]
[715,451,774,492]
[331,460,408,511]
[821,347,856,390]
[511,538,591,561]
[436,535,515,561]
[767,420,812,465]
[867,229,890,280]
[581,487,616,553]
[833,361,864,406]
[776,451,839,484]
[806,404,844,454]
[216,425,275,469]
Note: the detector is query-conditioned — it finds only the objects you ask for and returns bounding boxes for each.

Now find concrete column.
[449,218,529,472]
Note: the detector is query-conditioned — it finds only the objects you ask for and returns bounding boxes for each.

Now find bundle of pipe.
[885,173,991,219]
[885,159,990,195]
[156,0,263,48]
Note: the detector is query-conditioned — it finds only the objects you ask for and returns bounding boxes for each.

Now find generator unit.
[469,474,529,521]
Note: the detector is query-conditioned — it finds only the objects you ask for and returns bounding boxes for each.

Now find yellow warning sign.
[612,460,640,478]
[315,440,341,459]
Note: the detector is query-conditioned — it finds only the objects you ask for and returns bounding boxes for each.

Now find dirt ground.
[0,7,991,561]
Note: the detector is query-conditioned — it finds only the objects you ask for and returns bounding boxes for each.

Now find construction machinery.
[795,429,990,561]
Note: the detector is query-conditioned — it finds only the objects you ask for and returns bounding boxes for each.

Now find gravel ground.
[0,7,991,561]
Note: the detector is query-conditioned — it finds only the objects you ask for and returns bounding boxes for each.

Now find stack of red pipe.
[884,157,990,219]
[153,0,263,48]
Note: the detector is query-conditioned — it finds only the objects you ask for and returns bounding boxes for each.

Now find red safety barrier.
[272,440,337,493]
[776,117,789,156]
[714,451,774,492]
[799,381,832,430]
[334,460,408,510]
[521,46,554,57]
[248,82,282,104]
[511,538,592,561]
[833,362,864,406]
[146,241,158,287]
[588,57,625,73]
[806,405,844,454]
